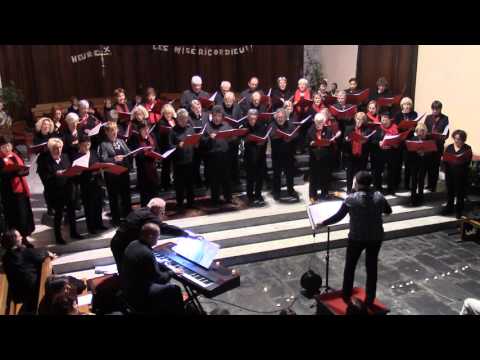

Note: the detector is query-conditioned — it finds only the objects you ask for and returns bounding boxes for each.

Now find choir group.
[0,75,474,246]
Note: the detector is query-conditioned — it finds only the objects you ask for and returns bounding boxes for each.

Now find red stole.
[367,112,380,123]
[352,127,363,157]
[145,100,161,124]
[381,123,399,136]
[293,89,312,114]
[0,152,30,197]
[312,103,325,113]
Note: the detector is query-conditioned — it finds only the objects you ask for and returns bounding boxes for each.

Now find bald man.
[214,81,232,105]
[181,75,209,110]
[110,197,188,274]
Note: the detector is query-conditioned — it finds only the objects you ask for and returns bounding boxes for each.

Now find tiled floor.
[199,231,480,315]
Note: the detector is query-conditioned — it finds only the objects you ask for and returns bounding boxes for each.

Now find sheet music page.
[307,200,343,230]
[72,153,90,168]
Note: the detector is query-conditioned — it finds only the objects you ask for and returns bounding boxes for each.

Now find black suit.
[189,112,210,186]
[425,114,450,191]
[201,121,233,204]
[98,138,132,225]
[170,125,196,207]
[72,151,105,233]
[323,191,392,305]
[121,240,184,314]
[243,122,268,201]
[180,89,209,110]
[270,122,298,196]
[110,207,187,274]
[2,247,49,313]
[222,103,244,184]
[37,153,78,242]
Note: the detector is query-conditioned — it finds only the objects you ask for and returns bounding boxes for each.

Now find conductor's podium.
[315,287,390,315]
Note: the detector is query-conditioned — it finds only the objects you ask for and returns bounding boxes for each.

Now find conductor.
[317,171,392,310]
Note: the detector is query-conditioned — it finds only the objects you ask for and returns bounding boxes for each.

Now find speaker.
[300,270,322,298]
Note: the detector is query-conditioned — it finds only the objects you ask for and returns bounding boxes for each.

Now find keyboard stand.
[184,284,206,315]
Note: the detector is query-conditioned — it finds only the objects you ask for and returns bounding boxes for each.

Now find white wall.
[304,45,359,89]
[415,45,480,150]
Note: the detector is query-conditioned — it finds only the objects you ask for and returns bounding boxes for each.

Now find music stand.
[312,225,333,294]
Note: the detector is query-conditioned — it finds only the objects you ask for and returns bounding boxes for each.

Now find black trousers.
[371,149,401,192]
[39,175,53,212]
[207,152,232,203]
[80,180,104,233]
[410,160,428,202]
[272,152,295,195]
[446,168,468,215]
[229,142,240,184]
[345,154,368,193]
[400,148,411,189]
[110,233,126,275]
[160,157,172,189]
[309,156,331,198]
[193,149,205,186]
[127,283,185,315]
[427,151,442,191]
[343,240,382,305]
[105,172,132,225]
[52,189,77,241]
[174,162,195,207]
[245,157,266,200]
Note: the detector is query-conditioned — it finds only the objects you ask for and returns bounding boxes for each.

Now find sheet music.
[306,200,343,230]
[161,147,176,158]
[77,293,93,307]
[72,153,90,168]
[94,264,118,274]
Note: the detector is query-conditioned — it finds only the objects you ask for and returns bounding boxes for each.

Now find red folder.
[28,142,48,155]
[198,92,217,109]
[246,128,272,144]
[324,95,338,106]
[224,115,247,127]
[258,112,275,122]
[381,130,411,149]
[328,105,357,120]
[346,89,370,105]
[117,111,132,122]
[145,148,176,161]
[313,138,332,148]
[376,95,402,107]
[350,130,377,143]
[156,125,173,134]
[405,140,438,153]
[1,163,30,173]
[366,122,381,130]
[183,124,207,146]
[60,165,87,177]
[94,163,128,175]
[275,126,301,140]
[260,88,272,106]
[398,120,417,131]
[293,114,313,125]
[294,97,313,108]
[124,146,153,158]
[442,150,473,164]
[214,128,249,140]
[430,132,447,141]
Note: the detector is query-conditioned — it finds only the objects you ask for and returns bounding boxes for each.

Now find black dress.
[307,125,335,199]
[243,121,268,202]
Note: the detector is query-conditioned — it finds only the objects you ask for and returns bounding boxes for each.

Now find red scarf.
[381,123,399,136]
[1,152,30,197]
[145,100,161,124]
[312,103,325,113]
[367,112,380,123]
[352,127,363,157]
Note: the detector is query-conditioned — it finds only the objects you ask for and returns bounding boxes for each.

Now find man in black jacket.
[319,171,392,310]
[181,75,209,110]
[202,105,234,205]
[1,229,56,313]
[110,197,188,274]
[121,223,185,314]
[170,109,196,211]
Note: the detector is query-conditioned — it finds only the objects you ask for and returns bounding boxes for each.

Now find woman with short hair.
[37,138,81,244]
[441,129,472,219]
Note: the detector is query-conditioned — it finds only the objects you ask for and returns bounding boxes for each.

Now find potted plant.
[0,81,25,123]
[304,52,324,92]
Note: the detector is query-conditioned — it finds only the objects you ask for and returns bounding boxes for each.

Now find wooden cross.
[96,45,111,78]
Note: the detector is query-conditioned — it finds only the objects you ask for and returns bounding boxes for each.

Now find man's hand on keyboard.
[173,267,183,275]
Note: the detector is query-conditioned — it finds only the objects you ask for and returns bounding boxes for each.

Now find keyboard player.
[121,223,186,315]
